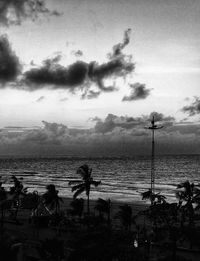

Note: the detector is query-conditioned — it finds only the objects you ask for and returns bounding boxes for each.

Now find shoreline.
[59,196,149,217]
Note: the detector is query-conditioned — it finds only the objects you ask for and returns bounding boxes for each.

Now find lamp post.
[145,116,163,205]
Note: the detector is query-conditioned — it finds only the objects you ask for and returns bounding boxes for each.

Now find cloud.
[182,96,200,116]
[0,116,200,156]
[36,96,45,102]
[94,113,145,134]
[41,121,69,137]
[22,29,134,98]
[89,116,101,122]
[24,60,88,91]
[122,83,151,101]
[60,97,68,102]
[82,90,101,99]
[0,35,21,84]
[94,112,175,134]
[0,0,60,26]
[71,50,83,57]
[149,112,175,125]
[108,28,131,59]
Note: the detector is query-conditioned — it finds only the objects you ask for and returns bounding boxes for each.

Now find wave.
[0,155,199,202]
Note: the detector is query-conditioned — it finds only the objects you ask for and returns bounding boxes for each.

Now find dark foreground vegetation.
[1,165,200,260]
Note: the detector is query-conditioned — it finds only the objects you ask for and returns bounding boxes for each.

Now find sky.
[0,0,200,156]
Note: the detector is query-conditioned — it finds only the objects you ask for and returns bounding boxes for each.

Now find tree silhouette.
[117,204,133,230]
[0,179,7,230]
[9,175,28,220]
[95,198,111,225]
[142,189,166,205]
[176,180,200,227]
[69,198,84,218]
[20,191,39,211]
[69,164,101,215]
[42,184,63,214]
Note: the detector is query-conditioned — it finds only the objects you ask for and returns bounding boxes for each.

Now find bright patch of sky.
[0,0,200,128]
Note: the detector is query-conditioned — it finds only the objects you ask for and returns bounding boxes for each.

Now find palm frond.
[91,180,101,187]
[77,164,91,179]
[141,190,152,200]
[68,180,82,185]
[73,186,85,199]
[72,183,85,192]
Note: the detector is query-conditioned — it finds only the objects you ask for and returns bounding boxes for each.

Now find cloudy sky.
[0,0,200,156]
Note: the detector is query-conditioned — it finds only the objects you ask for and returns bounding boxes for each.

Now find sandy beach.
[0,195,149,259]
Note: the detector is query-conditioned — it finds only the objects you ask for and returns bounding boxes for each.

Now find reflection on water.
[0,155,199,203]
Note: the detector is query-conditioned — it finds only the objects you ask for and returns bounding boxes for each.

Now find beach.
[1,195,149,260]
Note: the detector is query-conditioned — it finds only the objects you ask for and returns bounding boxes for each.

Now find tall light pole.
[145,116,163,205]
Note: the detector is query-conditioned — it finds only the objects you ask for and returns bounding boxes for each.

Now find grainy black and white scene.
[0,0,200,260]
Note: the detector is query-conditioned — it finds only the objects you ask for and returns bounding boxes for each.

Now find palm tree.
[0,180,7,230]
[42,184,63,214]
[95,198,111,225]
[117,204,133,230]
[21,191,39,211]
[176,180,200,227]
[70,198,84,218]
[9,175,28,220]
[69,164,101,215]
[142,189,166,205]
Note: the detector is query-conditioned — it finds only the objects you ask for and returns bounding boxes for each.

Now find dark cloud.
[108,28,131,59]
[30,60,36,66]
[94,113,144,134]
[94,118,115,134]
[22,29,134,98]
[88,59,132,93]
[82,90,101,99]
[182,96,200,116]
[0,35,21,84]
[24,59,88,91]
[41,121,69,137]
[149,111,175,124]
[71,50,83,57]
[0,117,200,156]
[167,122,200,136]
[24,55,133,93]
[44,54,62,65]
[122,83,151,101]
[94,112,175,134]
[0,0,60,26]
[36,95,45,102]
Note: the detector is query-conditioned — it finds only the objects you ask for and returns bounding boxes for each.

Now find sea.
[0,154,200,204]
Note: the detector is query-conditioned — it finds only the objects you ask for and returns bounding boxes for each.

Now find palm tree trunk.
[108,209,111,226]
[1,207,4,231]
[87,193,90,215]
[107,199,111,226]
[189,203,194,228]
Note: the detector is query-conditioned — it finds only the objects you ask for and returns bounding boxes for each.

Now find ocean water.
[0,155,200,204]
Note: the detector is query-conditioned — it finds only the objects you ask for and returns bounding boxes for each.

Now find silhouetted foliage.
[70,198,84,218]
[69,164,101,214]
[176,180,200,226]
[0,179,7,229]
[20,191,39,210]
[117,204,133,230]
[95,198,111,225]
[0,180,6,201]
[142,189,166,205]
[42,184,63,214]
[39,238,64,261]
[7,175,28,220]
